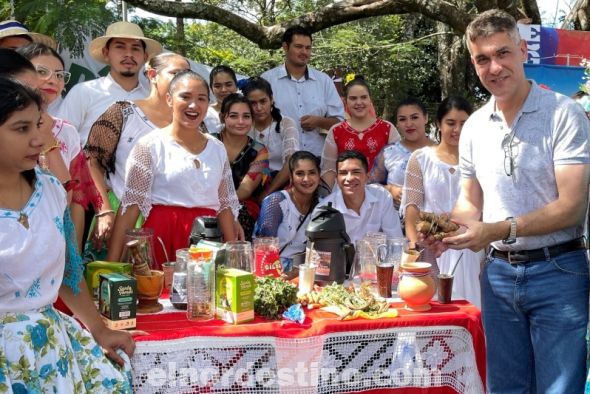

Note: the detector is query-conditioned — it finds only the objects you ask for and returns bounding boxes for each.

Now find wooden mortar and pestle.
[128,239,164,313]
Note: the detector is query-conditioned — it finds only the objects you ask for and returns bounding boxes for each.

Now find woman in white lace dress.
[107,71,241,268]
[84,53,190,258]
[243,76,300,198]
[402,97,482,307]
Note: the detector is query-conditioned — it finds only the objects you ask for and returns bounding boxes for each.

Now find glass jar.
[170,248,189,310]
[253,237,281,277]
[122,228,156,274]
[186,246,215,321]
[224,241,254,272]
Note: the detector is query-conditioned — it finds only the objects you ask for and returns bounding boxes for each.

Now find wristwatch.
[503,217,517,244]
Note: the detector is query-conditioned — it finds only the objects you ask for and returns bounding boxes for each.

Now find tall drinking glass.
[376,238,407,298]
[224,241,254,272]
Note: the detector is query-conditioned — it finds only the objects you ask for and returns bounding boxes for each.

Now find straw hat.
[89,21,162,64]
[0,20,56,49]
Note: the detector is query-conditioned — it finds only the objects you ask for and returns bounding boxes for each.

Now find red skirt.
[143,205,216,269]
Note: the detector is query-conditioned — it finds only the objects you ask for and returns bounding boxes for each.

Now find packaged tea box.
[99,273,137,330]
[215,268,254,324]
[85,261,132,299]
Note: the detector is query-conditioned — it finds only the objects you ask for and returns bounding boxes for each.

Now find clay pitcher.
[398,262,435,312]
[136,270,164,313]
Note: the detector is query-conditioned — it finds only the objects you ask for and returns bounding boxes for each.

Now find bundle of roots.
[415,211,459,240]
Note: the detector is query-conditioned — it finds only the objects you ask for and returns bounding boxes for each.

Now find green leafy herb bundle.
[254,276,298,319]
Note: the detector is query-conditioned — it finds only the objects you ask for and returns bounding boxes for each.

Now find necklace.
[0,178,30,229]
[289,188,310,215]
[255,121,273,140]
[221,131,250,164]
[172,133,208,169]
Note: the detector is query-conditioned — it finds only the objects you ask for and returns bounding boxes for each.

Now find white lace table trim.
[131,325,483,393]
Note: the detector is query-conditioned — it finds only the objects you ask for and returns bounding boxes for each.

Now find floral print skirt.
[0,305,131,393]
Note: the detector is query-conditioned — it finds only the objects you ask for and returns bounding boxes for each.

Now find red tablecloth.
[135,300,486,393]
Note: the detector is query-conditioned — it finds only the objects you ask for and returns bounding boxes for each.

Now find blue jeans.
[481,249,589,393]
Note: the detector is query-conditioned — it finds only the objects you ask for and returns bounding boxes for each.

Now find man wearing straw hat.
[0,20,56,50]
[57,21,162,145]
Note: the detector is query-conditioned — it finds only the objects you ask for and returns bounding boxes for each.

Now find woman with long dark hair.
[204,65,238,133]
[255,151,321,271]
[369,97,434,210]
[402,96,482,307]
[0,77,134,392]
[243,76,299,198]
[213,93,269,241]
[108,71,241,267]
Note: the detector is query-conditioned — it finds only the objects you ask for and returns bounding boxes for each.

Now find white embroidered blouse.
[248,116,300,172]
[0,169,67,312]
[120,131,241,219]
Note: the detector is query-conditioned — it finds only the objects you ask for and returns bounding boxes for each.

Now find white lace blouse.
[120,131,241,219]
[248,116,300,172]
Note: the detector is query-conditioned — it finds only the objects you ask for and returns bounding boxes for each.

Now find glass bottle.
[171,248,189,310]
[186,246,215,321]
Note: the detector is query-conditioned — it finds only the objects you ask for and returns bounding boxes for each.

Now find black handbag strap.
[279,210,311,255]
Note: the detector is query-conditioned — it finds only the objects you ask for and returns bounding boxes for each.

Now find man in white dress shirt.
[261,26,344,157]
[57,21,162,145]
[316,151,403,243]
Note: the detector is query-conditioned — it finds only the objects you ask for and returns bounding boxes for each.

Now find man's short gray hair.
[465,9,521,51]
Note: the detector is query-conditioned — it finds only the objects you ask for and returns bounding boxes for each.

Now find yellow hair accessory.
[344,73,355,85]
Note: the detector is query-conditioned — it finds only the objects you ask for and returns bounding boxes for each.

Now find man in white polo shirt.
[427,10,590,393]
[261,26,344,157]
[57,21,162,145]
[315,150,402,244]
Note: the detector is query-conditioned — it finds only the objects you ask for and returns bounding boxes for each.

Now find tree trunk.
[436,22,469,99]
[175,0,186,55]
[563,0,590,31]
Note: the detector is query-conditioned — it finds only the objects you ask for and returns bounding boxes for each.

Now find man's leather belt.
[491,237,586,264]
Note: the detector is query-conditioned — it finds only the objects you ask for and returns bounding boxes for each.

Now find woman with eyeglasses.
[401,97,482,307]
[17,43,102,251]
[84,52,191,259]
[7,46,71,186]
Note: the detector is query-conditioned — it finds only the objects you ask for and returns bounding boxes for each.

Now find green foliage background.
[4,1,447,116]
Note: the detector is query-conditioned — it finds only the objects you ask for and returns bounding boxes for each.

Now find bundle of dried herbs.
[415,212,459,240]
